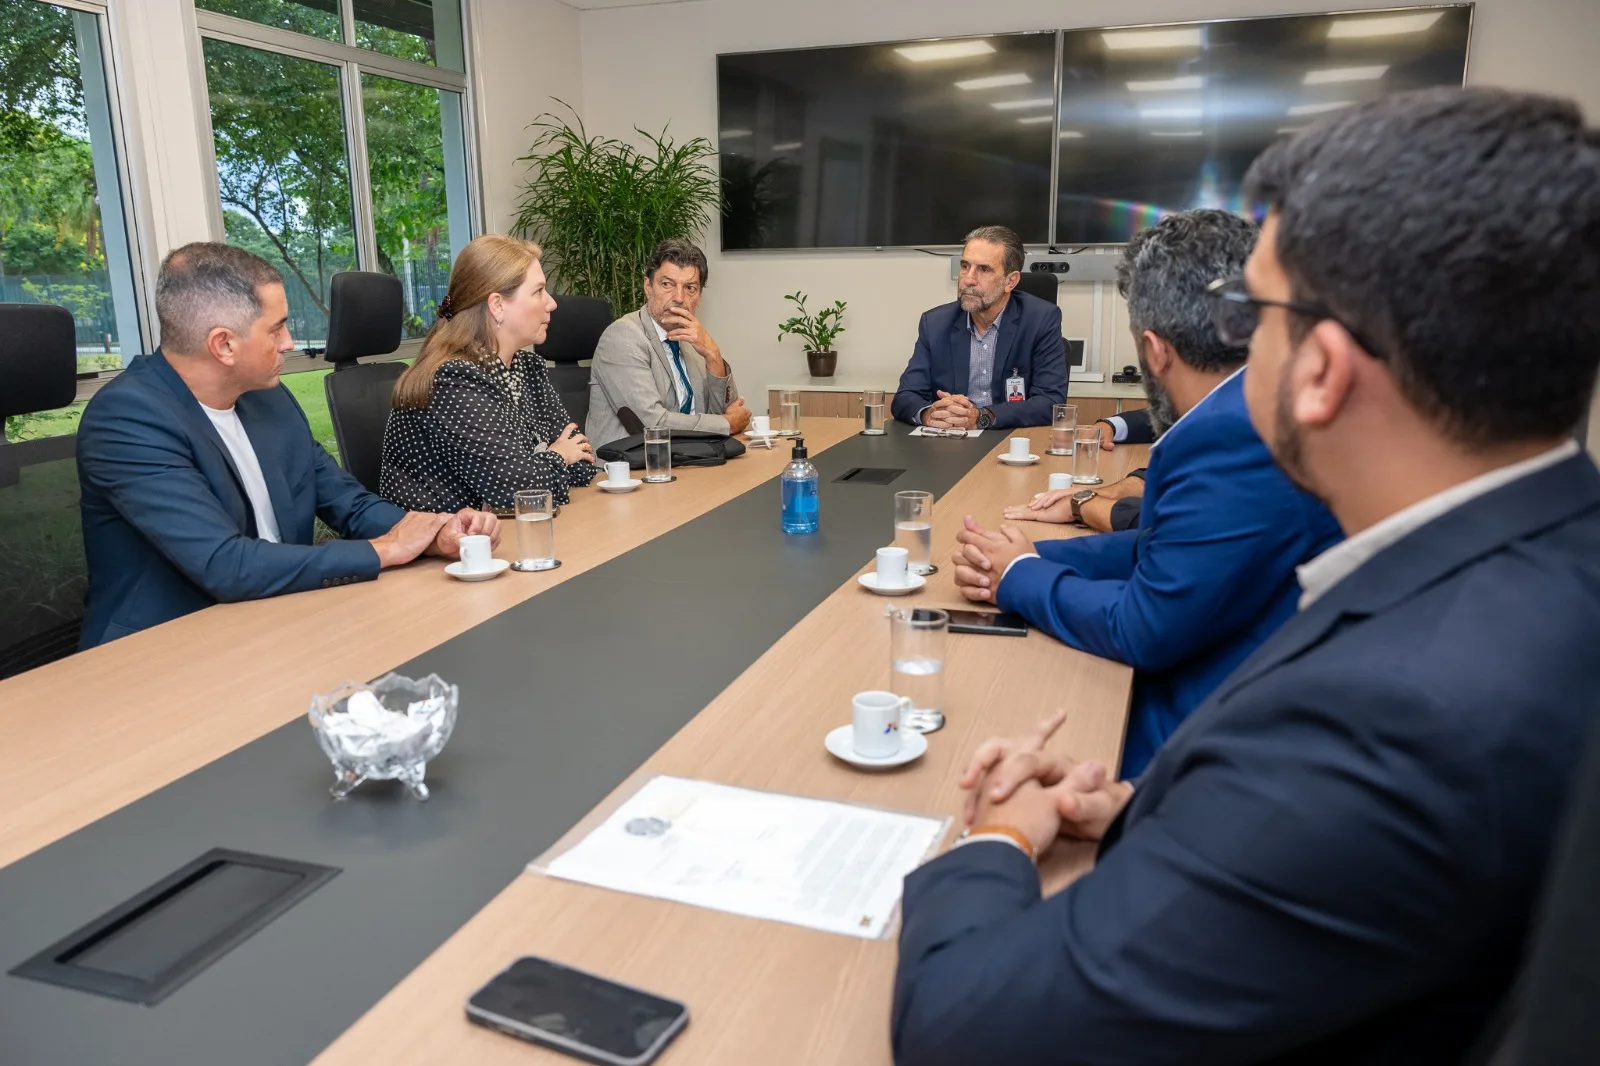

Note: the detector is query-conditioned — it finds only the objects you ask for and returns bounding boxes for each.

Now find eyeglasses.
[1204,277,1386,360]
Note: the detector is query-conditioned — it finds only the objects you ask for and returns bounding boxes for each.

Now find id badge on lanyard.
[1005,369,1026,403]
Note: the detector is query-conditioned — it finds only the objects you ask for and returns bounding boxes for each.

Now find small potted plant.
[777,291,847,378]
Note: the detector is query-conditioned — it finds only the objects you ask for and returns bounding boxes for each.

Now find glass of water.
[643,426,673,483]
[862,389,886,435]
[893,490,936,576]
[1073,424,1103,484]
[511,489,559,572]
[1049,403,1077,456]
[891,607,948,733]
[777,388,802,436]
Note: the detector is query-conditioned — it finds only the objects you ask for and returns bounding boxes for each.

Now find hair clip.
[438,295,456,321]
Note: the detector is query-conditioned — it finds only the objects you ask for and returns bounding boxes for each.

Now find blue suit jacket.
[76,351,406,647]
[997,370,1342,775]
[894,452,1600,1066]
[891,290,1067,429]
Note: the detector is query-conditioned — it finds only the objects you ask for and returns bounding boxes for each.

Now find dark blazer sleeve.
[1101,407,1155,444]
[76,385,382,602]
[892,311,940,425]
[424,359,589,509]
[991,300,1067,430]
[893,677,1494,1066]
[1109,496,1143,532]
[997,425,1315,672]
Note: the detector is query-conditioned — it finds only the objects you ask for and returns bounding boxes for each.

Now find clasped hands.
[371,508,500,569]
[952,515,1035,604]
[960,709,1134,858]
[922,390,982,431]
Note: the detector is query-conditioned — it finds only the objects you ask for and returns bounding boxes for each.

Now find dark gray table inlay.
[0,426,992,1066]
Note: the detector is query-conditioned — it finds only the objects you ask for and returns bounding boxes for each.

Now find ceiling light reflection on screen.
[1059,130,1085,139]
[956,72,1031,91]
[1127,75,1204,92]
[894,39,996,62]
[1102,27,1203,52]
[1150,130,1203,138]
[1139,105,1203,120]
[1303,65,1389,85]
[771,142,802,151]
[1286,100,1354,116]
[719,129,752,139]
[1326,12,1443,39]
[992,97,1056,111]
[1015,115,1054,125]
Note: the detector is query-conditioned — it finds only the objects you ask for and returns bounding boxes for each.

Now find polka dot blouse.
[379,349,599,513]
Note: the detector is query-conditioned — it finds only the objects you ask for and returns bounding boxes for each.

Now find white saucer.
[445,558,510,582]
[744,429,779,439]
[597,478,642,493]
[999,453,1040,466]
[825,725,928,769]
[858,571,927,596]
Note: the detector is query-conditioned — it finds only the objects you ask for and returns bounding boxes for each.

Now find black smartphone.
[946,609,1030,637]
[466,956,690,1066]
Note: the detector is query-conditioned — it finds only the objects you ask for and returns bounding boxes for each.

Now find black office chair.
[1012,271,1070,399]
[322,272,406,493]
[536,295,612,431]
[0,303,86,677]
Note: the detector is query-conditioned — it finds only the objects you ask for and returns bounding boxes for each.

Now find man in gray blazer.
[586,239,752,447]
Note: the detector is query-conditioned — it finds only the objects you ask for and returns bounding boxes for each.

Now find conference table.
[0,418,1145,1065]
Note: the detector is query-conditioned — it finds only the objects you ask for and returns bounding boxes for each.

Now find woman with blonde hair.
[380,234,598,512]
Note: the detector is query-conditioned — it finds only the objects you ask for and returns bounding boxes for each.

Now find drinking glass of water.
[894,490,936,575]
[643,426,673,483]
[890,606,948,733]
[1049,403,1077,456]
[1073,424,1103,484]
[778,389,802,436]
[511,489,559,572]
[862,389,887,435]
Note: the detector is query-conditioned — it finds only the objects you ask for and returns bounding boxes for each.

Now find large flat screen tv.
[716,6,1472,250]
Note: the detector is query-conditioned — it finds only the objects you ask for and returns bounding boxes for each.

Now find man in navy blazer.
[891,225,1066,431]
[955,210,1342,776]
[77,243,498,648]
[895,89,1600,1066]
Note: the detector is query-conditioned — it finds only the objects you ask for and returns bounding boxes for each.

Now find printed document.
[537,776,948,939]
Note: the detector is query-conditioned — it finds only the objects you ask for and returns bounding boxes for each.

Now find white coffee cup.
[1048,472,1073,492]
[875,546,909,588]
[458,534,493,573]
[751,414,771,435]
[605,460,630,485]
[1009,436,1031,459]
[852,690,911,758]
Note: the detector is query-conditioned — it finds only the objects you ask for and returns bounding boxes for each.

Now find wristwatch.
[1070,489,1098,523]
[976,407,996,431]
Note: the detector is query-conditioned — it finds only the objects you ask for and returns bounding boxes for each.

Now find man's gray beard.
[1141,370,1178,438]
[958,290,997,314]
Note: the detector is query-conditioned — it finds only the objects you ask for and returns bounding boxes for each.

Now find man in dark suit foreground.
[894,87,1600,1066]
[77,243,497,647]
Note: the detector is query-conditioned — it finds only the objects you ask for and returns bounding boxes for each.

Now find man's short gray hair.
[1116,209,1257,373]
[963,225,1025,276]
[156,242,284,355]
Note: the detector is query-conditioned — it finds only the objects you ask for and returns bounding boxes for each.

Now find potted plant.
[515,102,721,318]
[777,292,847,378]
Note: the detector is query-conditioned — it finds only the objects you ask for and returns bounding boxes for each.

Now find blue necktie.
[666,339,693,414]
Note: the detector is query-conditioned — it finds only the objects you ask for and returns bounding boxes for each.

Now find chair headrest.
[538,295,614,365]
[1013,270,1060,304]
[0,303,77,419]
[324,271,403,365]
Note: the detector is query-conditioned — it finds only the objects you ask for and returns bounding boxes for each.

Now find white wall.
[472,0,584,235]
[572,0,1600,412]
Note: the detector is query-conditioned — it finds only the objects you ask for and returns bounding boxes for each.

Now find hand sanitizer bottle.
[781,437,819,534]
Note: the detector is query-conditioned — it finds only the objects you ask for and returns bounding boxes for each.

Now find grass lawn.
[281,368,340,462]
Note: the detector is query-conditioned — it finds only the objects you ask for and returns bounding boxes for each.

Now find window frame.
[12,0,156,363]
[190,0,482,359]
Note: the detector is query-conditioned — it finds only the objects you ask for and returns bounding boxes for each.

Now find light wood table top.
[315,439,1149,1066]
[0,418,863,870]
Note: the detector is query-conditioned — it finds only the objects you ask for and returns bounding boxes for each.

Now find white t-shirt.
[199,402,283,543]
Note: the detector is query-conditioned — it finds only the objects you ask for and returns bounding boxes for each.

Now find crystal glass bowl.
[307,673,458,800]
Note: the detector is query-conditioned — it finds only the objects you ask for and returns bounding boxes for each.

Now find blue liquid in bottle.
[781,438,819,534]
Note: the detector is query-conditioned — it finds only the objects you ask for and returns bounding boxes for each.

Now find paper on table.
[535,776,949,939]
[908,427,984,438]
